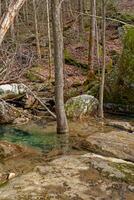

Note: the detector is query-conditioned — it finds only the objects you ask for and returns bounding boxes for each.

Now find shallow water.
[0,115,133,153]
[0,123,69,153]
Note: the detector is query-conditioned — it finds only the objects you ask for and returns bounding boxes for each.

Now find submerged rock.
[65,95,98,119]
[0,100,20,124]
[0,141,24,159]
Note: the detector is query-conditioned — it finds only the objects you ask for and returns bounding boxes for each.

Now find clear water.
[0,123,69,153]
[0,115,133,154]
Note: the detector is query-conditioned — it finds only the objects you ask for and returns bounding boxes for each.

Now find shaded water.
[0,123,69,153]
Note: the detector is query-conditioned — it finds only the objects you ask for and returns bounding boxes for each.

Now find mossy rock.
[65,95,98,119]
[105,26,134,111]
[110,162,134,183]
[64,49,88,69]
[114,26,134,104]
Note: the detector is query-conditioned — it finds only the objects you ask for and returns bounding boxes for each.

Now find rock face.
[0,153,133,200]
[81,131,134,162]
[65,95,98,119]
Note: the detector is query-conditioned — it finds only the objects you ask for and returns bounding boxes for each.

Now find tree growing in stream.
[51,0,69,134]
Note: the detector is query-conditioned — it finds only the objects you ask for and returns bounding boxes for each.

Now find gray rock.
[106,120,134,132]
[65,95,98,119]
[128,185,134,192]
[0,84,25,95]
[81,131,134,162]
[0,153,133,200]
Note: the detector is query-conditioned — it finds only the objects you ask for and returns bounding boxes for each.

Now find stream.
[0,117,133,200]
[0,122,70,153]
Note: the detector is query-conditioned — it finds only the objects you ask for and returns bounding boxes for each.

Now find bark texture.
[0,0,26,46]
[51,0,68,134]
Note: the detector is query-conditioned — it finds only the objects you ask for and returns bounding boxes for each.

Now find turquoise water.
[0,124,69,153]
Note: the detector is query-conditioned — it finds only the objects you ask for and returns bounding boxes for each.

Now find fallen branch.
[22,84,56,119]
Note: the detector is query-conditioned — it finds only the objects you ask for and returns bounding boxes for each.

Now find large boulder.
[0,84,26,104]
[0,84,26,96]
[65,95,98,119]
[115,26,134,105]
[105,26,134,114]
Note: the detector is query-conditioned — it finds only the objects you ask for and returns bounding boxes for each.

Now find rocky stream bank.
[0,117,133,200]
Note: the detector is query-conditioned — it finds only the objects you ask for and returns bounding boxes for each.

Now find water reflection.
[57,133,69,153]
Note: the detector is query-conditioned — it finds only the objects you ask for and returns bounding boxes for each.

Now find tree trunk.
[51,0,68,134]
[0,0,26,46]
[78,0,84,41]
[32,0,41,59]
[99,0,106,119]
[88,0,96,76]
[46,0,52,79]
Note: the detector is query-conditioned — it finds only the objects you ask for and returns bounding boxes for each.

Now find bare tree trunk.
[99,0,106,119]
[96,18,101,75]
[0,0,26,46]
[46,0,52,79]
[78,0,84,41]
[32,0,41,59]
[51,0,68,134]
[88,0,96,76]
[0,0,2,18]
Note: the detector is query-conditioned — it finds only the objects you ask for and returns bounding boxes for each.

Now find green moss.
[65,88,80,100]
[105,26,134,107]
[118,13,134,24]
[25,67,44,83]
[115,26,134,104]
[86,80,100,98]
[110,162,134,183]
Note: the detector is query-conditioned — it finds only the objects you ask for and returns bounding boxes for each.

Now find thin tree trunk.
[51,0,68,134]
[0,0,2,18]
[78,0,84,41]
[99,0,106,119]
[46,0,52,79]
[88,0,96,76]
[0,0,26,46]
[96,19,100,75]
[32,0,41,59]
